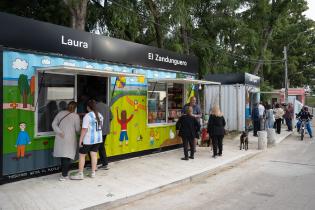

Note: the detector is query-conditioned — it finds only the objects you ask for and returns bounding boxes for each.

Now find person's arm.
[126,114,134,123]
[51,113,64,138]
[207,116,212,133]
[79,128,87,147]
[26,133,31,144]
[222,116,226,127]
[193,105,202,118]
[116,107,121,124]
[79,115,89,146]
[16,133,20,146]
[195,118,201,131]
[74,114,81,133]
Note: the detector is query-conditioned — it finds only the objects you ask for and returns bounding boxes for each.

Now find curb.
[86,151,261,210]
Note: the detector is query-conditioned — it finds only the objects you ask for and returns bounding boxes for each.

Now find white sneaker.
[90,171,96,178]
[59,176,68,181]
[70,172,84,180]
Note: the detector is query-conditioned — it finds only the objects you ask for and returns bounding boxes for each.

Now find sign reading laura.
[61,35,88,49]
[148,53,187,66]
[0,12,198,73]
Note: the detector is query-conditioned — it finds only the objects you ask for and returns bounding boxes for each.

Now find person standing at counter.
[182,96,202,151]
[176,106,201,160]
[95,97,111,170]
[70,100,103,180]
[52,101,80,181]
[182,96,202,119]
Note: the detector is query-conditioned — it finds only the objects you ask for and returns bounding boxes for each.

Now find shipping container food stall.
[204,73,260,131]
[0,12,222,184]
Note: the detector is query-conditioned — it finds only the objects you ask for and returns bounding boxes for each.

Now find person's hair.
[59,101,67,110]
[185,106,193,115]
[265,103,271,109]
[303,106,308,111]
[190,96,196,104]
[19,122,26,126]
[67,101,77,113]
[275,103,280,108]
[210,105,223,117]
[87,99,100,125]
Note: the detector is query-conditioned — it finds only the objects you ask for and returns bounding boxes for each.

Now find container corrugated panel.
[205,85,245,131]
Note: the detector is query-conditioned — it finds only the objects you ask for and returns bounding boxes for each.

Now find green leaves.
[2,0,314,88]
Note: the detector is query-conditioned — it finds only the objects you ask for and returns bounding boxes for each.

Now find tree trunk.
[253,27,273,75]
[23,91,27,108]
[64,0,88,31]
[144,0,163,48]
[180,24,189,55]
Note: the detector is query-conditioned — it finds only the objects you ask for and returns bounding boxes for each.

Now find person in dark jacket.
[207,105,226,158]
[251,103,260,137]
[176,106,201,160]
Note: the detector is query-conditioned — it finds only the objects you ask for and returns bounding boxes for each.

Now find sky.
[304,0,315,20]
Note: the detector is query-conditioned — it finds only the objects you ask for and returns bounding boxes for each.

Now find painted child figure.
[15,122,31,159]
[134,100,139,112]
[116,107,134,146]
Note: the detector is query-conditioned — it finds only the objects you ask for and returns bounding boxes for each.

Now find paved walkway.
[0,129,292,210]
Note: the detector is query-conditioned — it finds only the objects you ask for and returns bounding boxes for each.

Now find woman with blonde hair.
[207,105,226,158]
[52,101,81,181]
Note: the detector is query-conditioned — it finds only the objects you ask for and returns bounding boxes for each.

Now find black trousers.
[253,120,260,136]
[212,135,223,156]
[88,135,108,166]
[61,157,71,177]
[275,118,282,134]
[182,136,194,158]
[98,135,108,166]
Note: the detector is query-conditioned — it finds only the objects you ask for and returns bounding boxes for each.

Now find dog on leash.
[240,131,248,150]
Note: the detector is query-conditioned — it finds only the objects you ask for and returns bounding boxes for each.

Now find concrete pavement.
[111,129,315,210]
[0,129,292,210]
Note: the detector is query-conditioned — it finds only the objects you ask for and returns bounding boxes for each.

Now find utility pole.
[283,46,288,104]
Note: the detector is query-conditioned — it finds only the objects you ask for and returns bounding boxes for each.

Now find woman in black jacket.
[176,106,201,160]
[207,105,226,158]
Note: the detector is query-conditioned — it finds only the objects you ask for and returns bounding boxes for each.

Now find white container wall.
[205,84,246,131]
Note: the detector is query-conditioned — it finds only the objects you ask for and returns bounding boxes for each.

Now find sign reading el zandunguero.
[0,12,198,73]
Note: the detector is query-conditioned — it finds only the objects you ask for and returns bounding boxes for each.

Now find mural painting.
[2,50,182,178]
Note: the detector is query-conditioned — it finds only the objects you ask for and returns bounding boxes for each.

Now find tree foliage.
[1,0,314,89]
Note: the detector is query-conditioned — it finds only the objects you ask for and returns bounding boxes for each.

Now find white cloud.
[41,58,51,65]
[104,67,113,71]
[86,65,93,69]
[12,58,28,70]
[154,73,159,78]
[63,61,75,67]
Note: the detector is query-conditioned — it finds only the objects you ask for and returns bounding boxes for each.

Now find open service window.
[36,72,75,136]
[167,83,184,122]
[147,82,184,125]
[148,78,221,126]
[148,82,167,124]
[35,66,144,136]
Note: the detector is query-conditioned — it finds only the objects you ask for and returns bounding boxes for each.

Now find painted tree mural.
[30,76,35,106]
[18,74,30,108]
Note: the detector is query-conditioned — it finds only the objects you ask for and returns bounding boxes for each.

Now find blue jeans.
[285,118,293,131]
[297,120,313,137]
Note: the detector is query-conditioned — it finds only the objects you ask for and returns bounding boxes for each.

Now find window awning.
[148,78,220,85]
[36,66,145,77]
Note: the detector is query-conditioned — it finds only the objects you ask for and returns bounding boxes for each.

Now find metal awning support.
[36,66,145,77]
[148,78,221,85]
